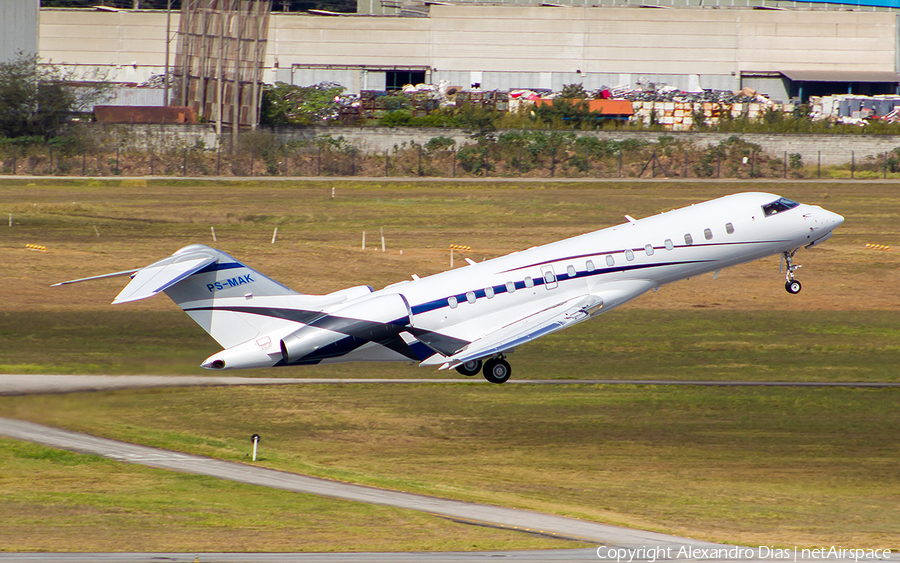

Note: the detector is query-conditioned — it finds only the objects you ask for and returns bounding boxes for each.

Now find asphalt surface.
[2,374,898,396]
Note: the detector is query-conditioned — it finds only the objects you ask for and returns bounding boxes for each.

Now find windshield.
[762,197,800,217]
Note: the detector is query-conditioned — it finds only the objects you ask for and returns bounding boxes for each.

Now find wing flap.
[422,279,658,370]
[435,294,601,369]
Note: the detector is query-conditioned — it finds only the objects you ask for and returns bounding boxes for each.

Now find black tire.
[455,359,482,377]
[483,358,511,384]
[785,280,802,294]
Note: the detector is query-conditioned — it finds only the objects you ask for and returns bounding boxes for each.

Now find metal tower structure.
[173,0,272,148]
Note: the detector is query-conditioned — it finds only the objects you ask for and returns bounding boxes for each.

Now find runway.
[2,374,897,396]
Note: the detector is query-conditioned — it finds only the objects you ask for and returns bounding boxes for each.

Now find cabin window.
[606,255,615,266]
[524,276,534,288]
[665,239,674,251]
[625,249,634,261]
[725,222,735,234]
[485,286,495,299]
[704,228,713,240]
[448,296,458,309]
[586,260,595,272]
[466,291,476,304]
[762,197,799,217]
[506,281,515,293]
[645,244,654,256]
[567,265,577,278]
[684,233,693,245]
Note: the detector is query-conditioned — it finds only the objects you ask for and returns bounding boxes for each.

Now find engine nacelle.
[280,293,412,364]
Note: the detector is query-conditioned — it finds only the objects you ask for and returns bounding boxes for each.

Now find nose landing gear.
[782,250,802,294]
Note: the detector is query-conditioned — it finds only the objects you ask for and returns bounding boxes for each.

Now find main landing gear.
[483,356,512,384]
[454,356,511,384]
[782,249,802,294]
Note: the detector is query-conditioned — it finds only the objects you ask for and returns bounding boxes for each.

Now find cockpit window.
[762,197,800,217]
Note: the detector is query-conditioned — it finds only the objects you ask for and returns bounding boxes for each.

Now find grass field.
[1,178,899,551]
[1,384,897,548]
[0,437,582,552]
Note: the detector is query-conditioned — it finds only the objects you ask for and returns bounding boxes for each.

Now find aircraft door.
[541,265,558,290]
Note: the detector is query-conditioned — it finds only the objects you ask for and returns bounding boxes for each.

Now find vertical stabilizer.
[116,244,301,349]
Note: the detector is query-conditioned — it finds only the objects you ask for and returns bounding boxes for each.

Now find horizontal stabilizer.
[113,252,217,304]
[51,269,140,287]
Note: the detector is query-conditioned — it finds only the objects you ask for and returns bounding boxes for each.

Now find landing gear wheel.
[483,358,512,384]
[455,359,482,377]
[785,280,802,294]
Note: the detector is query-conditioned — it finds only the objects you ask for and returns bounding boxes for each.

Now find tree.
[0,53,110,139]
[260,82,345,126]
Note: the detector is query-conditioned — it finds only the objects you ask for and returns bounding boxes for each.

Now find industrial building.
[25,0,900,104]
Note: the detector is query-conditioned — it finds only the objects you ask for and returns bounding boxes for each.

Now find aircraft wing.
[420,279,658,370]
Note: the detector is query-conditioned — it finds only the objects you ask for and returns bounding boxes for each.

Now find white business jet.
[55,192,843,384]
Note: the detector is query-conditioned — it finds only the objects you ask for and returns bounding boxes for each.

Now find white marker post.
[361,231,366,250]
[381,227,385,252]
[271,227,278,244]
[93,226,100,237]
[8,213,11,227]
[211,227,217,242]
[251,434,260,462]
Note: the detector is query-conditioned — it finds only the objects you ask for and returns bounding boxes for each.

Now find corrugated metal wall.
[1,0,39,63]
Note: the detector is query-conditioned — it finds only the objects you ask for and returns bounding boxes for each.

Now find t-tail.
[54,244,301,351]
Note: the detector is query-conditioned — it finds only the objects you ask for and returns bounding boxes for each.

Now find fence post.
[116,146,120,176]
[215,146,220,176]
[851,150,855,179]
[317,146,321,176]
[683,149,687,178]
[417,145,423,177]
[885,151,888,179]
[350,150,355,176]
[518,144,523,177]
[182,147,187,177]
[452,149,456,178]
[12,149,16,176]
[150,150,155,176]
[717,153,721,178]
[385,150,389,177]
[250,147,255,177]
[81,150,86,176]
[585,147,591,176]
[784,151,787,179]
[818,150,821,179]
[617,150,622,178]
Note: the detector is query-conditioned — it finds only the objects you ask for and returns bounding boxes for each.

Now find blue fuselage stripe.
[409,258,711,315]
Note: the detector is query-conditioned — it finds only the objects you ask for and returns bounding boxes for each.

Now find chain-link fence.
[3,130,900,180]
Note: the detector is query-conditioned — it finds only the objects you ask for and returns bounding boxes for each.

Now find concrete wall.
[1,0,39,63]
[39,6,900,95]
[100,123,900,167]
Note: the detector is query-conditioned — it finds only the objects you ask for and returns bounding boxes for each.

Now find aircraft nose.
[825,209,844,230]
